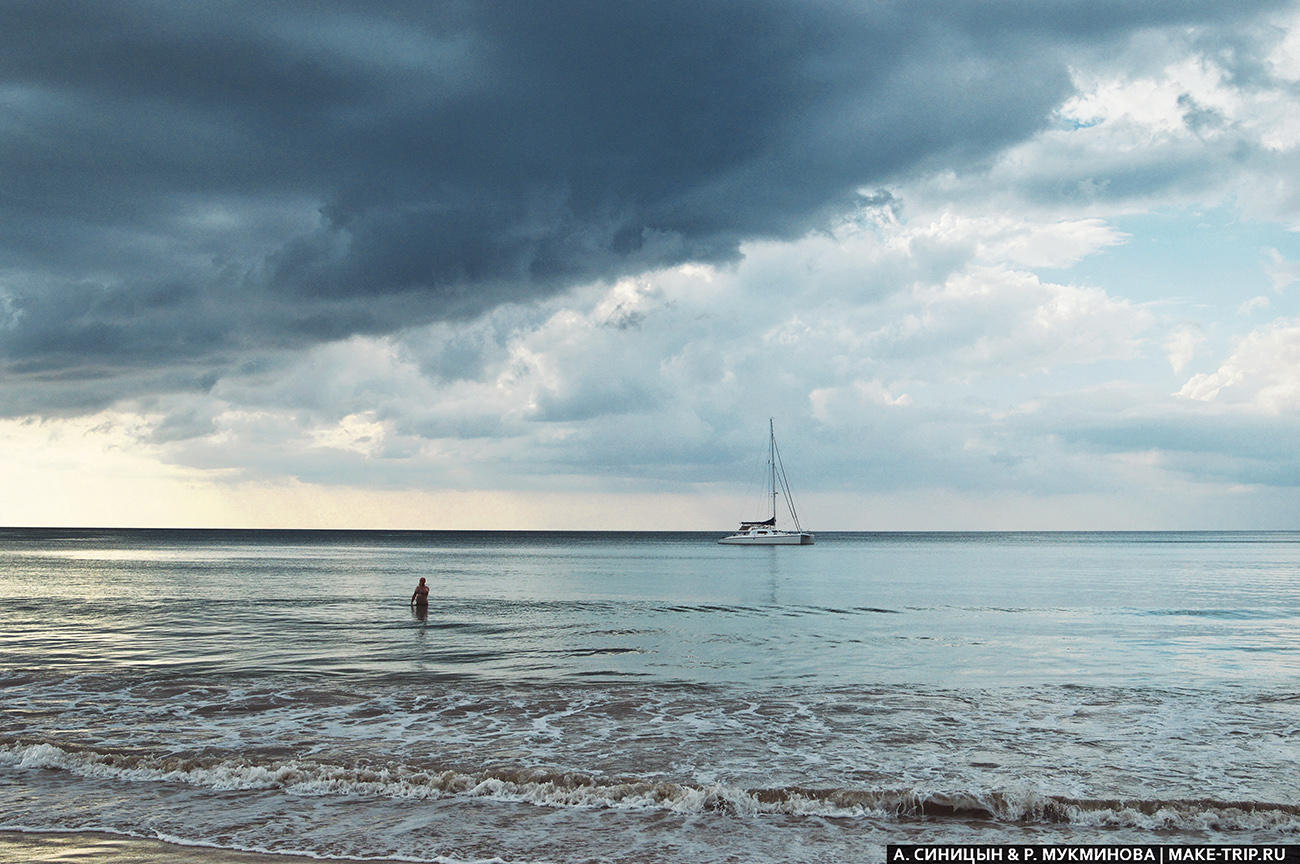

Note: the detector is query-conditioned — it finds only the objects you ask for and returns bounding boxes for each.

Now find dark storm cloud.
[0,0,1283,414]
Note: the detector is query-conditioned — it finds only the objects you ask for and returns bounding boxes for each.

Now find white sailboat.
[718,419,814,546]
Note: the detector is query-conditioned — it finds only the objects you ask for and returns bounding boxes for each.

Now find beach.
[0,831,366,864]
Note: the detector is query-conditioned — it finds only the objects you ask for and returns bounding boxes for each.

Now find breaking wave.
[5,741,1297,832]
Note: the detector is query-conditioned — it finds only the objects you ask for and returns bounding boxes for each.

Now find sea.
[0,528,1297,863]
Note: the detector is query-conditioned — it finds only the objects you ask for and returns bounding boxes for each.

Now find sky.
[4,0,1300,530]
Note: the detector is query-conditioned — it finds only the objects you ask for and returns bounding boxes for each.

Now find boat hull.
[718,532,814,545]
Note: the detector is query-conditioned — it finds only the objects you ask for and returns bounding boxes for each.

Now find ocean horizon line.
[3,526,1295,535]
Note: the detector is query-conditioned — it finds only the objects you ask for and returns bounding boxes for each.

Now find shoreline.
[0,831,384,864]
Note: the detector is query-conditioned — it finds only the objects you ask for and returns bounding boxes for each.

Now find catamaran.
[719,419,814,545]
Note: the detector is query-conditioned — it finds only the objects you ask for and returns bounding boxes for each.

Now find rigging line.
[772,438,803,533]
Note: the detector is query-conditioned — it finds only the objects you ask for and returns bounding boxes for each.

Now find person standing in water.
[410,577,430,608]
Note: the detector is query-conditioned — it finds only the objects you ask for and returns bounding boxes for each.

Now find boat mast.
[769,417,777,523]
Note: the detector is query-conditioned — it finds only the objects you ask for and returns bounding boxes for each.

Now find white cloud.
[1061,55,1230,142]
[308,411,390,457]
[977,217,1128,269]
[1239,295,1271,315]
[1166,324,1206,373]
[1269,6,1300,82]
[810,380,911,426]
[1265,247,1300,293]
[910,265,1151,373]
[1178,318,1300,412]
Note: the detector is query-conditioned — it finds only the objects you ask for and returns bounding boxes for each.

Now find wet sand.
[0,831,378,863]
